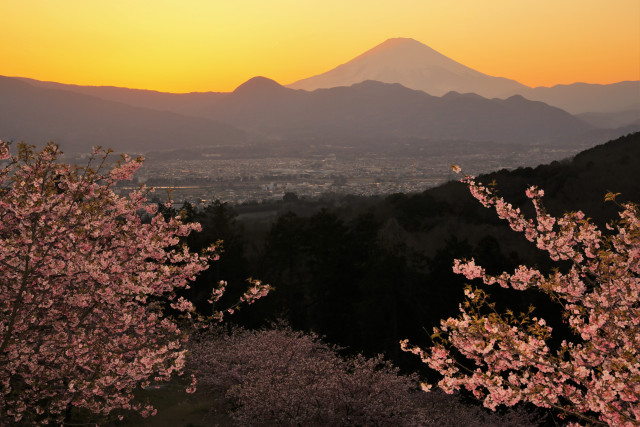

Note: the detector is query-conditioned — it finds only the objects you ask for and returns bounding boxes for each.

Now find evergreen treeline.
[173,132,640,373]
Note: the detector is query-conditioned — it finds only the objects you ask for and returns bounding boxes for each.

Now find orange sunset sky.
[1,0,639,93]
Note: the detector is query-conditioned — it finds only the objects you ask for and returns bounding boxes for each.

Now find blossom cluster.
[404,166,640,426]
[207,278,272,322]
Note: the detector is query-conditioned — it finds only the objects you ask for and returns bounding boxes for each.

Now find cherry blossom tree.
[402,167,640,426]
[0,141,269,424]
[189,324,539,426]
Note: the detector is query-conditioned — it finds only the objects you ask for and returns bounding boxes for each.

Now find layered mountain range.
[2,38,638,153]
[287,38,640,115]
[200,77,591,144]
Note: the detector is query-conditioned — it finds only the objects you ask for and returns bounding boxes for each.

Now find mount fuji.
[287,38,529,99]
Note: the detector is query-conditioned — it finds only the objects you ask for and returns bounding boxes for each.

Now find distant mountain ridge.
[0,76,245,153]
[523,81,640,114]
[193,78,592,144]
[15,77,227,115]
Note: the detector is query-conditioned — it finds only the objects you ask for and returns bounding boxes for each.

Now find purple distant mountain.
[0,76,245,153]
[195,77,592,144]
[524,81,640,114]
[287,38,528,99]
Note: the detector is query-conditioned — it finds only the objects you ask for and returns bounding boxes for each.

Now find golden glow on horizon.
[1,0,638,92]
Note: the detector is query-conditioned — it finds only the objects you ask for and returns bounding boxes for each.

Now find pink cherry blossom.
[0,140,9,160]
[0,142,269,424]
[403,171,640,426]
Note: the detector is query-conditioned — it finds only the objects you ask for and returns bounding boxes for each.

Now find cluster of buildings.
[115,146,582,208]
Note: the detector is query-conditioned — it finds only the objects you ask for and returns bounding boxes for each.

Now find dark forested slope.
[181,132,640,372]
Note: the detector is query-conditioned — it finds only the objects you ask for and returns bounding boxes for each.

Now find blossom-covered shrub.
[402,167,640,426]
[189,324,539,426]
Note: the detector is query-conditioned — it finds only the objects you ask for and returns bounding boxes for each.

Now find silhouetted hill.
[232,76,291,96]
[16,76,225,114]
[484,131,640,218]
[416,131,640,235]
[0,77,246,153]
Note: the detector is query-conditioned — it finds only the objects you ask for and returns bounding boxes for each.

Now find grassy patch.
[116,380,232,427]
